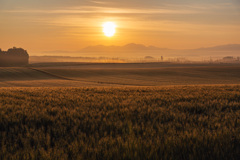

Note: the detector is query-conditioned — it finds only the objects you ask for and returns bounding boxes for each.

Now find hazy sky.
[0,0,240,54]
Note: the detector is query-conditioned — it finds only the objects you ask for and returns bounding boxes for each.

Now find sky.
[0,0,240,54]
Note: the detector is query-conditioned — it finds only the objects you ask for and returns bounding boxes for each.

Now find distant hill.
[81,43,169,52]
[81,43,240,55]
[42,43,240,54]
[40,43,240,58]
[193,44,240,51]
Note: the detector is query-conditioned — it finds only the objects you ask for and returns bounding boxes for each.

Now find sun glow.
[102,22,116,37]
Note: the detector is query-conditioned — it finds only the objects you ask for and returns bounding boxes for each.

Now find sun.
[102,22,116,37]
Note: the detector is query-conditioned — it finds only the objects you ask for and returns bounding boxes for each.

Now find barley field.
[0,85,240,159]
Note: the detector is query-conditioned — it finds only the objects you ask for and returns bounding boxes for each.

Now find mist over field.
[3,40,240,63]
[31,43,240,63]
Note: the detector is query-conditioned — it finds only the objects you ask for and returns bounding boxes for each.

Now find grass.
[0,85,240,159]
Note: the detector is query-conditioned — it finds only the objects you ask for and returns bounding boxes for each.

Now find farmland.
[0,63,240,87]
[0,85,240,159]
[0,63,240,159]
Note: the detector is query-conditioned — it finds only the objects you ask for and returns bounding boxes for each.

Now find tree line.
[0,47,29,66]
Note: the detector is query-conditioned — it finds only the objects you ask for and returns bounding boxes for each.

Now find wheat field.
[0,85,240,159]
[0,63,240,159]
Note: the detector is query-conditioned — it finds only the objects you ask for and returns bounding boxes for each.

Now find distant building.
[144,56,154,59]
[223,56,234,61]
[0,47,29,66]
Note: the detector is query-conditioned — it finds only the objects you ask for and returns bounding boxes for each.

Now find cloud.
[1,6,200,15]
[2,2,239,29]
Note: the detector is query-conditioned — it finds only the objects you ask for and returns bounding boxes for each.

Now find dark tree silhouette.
[0,47,29,66]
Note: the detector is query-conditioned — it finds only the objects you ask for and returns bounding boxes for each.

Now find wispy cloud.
[1,6,201,15]
[90,1,108,4]
[2,2,238,18]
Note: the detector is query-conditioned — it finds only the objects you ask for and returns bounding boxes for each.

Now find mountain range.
[81,43,169,52]
[81,43,240,52]
[193,44,240,51]
[42,43,240,57]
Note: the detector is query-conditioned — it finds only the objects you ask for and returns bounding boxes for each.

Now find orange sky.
[0,0,240,54]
